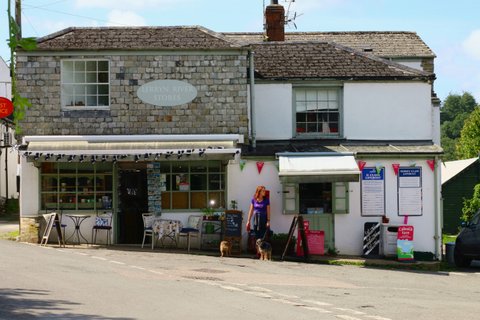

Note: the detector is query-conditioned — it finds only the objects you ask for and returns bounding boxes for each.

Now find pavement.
[0,219,442,271]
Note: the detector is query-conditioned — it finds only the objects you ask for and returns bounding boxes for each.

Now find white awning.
[21,134,243,161]
[278,152,360,183]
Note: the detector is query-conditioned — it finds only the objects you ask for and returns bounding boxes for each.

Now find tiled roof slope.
[251,42,433,80]
[224,31,435,58]
[35,26,240,51]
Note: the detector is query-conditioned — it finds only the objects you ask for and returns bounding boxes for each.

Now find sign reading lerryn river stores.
[137,80,198,107]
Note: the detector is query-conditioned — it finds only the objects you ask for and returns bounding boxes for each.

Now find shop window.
[282,182,349,214]
[295,87,341,137]
[161,161,225,210]
[61,59,110,109]
[40,162,113,211]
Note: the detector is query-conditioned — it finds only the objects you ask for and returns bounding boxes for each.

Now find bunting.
[239,159,246,171]
[392,163,400,175]
[426,159,435,171]
[357,160,366,171]
[256,161,265,174]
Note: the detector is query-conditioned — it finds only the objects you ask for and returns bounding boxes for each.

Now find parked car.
[454,209,480,267]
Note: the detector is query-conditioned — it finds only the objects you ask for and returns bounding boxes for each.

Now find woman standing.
[246,186,271,241]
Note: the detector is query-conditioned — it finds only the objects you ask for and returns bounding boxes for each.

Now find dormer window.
[61,59,110,109]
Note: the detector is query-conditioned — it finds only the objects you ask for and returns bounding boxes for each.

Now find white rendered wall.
[334,158,440,257]
[254,84,292,140]
[343,82,433,140]
[253,82,434,142]
[19,158,39,217]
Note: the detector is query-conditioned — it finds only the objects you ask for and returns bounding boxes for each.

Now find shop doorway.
[118,164,148,244]
[299,183,334,251]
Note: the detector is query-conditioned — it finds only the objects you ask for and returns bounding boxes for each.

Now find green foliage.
[461,184,480,222]
[7,7,37,132]
[440,93,478,161]
[456,107,480,159]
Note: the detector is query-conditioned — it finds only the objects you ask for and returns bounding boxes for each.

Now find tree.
[462,184,480,222]
[7,0,37,132]
[456,107,480,159]
[440,92,478,161]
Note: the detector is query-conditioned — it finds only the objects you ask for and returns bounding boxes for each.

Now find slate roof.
[242,140,443,157]
[35,26,240,51]
[251,41,432,80]
[223,31,435,58]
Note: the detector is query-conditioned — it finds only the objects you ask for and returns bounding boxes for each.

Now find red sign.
[0,97,13,118]
[397,225,414,241]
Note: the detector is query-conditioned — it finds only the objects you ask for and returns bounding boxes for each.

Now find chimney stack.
[265,0,285,41]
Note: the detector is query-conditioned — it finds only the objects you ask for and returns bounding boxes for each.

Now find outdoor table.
[65,214,91,245]
[152,218,182,248]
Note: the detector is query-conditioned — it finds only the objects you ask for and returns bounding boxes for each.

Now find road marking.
[91,256,107,261]
[365,316,393,320]
[271,298,302,305]
[335,315,363,320]
[219,285,244,291]
[449,272,468,276]
[301,306,332,313]
[109,260,125,265]
[148,270,164,275]
[130,265,146,270]
[303,299,332,306]
[74,252,88,256]
[334,307,366,315]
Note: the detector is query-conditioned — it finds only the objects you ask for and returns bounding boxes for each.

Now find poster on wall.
[398,167,422,216]
[361,167,385,216]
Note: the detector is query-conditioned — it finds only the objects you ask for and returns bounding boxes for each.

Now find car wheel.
[454,247,472,267]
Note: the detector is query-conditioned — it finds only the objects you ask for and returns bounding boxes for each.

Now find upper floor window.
[295,87,341,136]
[61,60,110,109]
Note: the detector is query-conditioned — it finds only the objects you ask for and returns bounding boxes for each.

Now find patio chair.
[91,211,113,245]
[178,215,202,252]
[141,213,156,249]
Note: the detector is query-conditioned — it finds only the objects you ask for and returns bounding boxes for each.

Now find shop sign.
[397,225,414,261]
[137,80,197,107]
[0,97,13,118]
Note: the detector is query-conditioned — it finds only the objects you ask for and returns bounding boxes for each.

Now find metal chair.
[141,213,155,249]
[178,215,202,252]
[91,211,113,245]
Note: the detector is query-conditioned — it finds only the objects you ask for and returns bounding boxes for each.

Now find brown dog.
[256,238,272,261]
[220,240,232,257]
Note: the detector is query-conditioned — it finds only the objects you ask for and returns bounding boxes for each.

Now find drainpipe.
[434,155,441,260]
[249,50,256,149]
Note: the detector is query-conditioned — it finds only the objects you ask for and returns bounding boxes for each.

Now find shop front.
[19,134,243,244]
[278,152,361,251]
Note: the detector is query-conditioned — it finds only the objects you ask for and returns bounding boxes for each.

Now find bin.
[445,242,455,265]
[381,225,399,256]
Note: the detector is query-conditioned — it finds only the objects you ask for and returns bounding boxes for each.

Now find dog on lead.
[256,238,272,261]
[219,240,232,257]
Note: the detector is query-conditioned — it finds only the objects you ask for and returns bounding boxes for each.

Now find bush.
[5,199,19,215]
[462,184,480,222]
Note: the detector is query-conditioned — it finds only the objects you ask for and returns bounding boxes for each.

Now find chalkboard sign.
[363,222,381,257]
[224,210,242,237]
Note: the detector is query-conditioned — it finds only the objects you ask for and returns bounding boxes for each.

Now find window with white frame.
[295,87,341,136]
[61,60,110,109]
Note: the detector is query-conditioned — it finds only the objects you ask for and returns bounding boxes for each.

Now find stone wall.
[20,217,40,243]
[15,53,249,137]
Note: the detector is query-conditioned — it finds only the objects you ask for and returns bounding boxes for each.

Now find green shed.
[441,157,480,234]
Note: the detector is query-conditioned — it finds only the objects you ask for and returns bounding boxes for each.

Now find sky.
[1,0,480,104]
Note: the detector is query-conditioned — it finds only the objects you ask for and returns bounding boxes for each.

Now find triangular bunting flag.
[375,163,382,174]
[392,163,400,175]
[239,160,246,171]
[357,160,366,171]
[256,161,265,174]
[426,159,435,171]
